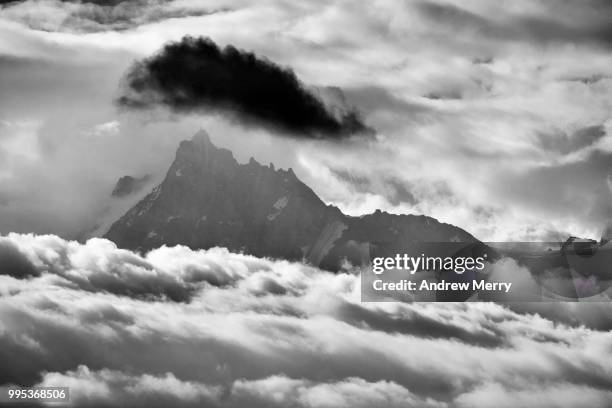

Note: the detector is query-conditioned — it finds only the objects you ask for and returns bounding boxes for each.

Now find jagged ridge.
[104,130,477,270]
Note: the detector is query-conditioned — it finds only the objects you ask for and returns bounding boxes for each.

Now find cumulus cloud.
[35,368,445,408]
[117,36,372,139]
[1,233,612,407]
[36,366,222,408]
[0,233,272,301]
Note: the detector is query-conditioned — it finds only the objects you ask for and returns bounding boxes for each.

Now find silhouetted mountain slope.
[105,130,477,270]
[112,174,151,197]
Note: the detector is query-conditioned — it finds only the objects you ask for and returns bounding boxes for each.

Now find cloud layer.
[1,233,612,407]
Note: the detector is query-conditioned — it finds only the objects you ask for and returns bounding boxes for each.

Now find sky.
[2,3,612,406]
[1,0,612,241]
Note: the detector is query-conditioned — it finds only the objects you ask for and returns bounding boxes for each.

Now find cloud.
[36,366,222,408]
[34,369,445,408]
[454,381,612,408]
[2,0,612,242]
[0,239,38,278]
[2,233,612,407]
[415,0,612,49]
[535,125,606,155]
[494,149,612,231]
[117,36,372,139]
[0,234,267,301]
[228,376,446,408]
[0,0,227,32]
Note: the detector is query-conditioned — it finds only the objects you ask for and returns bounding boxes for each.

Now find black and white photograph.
[1,0,612,406]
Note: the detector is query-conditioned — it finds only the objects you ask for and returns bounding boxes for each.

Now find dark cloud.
[472,56,493,65]
[0,240,38,278]
[535,125,606,155]
[332,168,419,206]
[508,302,612,331]
[117,36,372,139]
[73,0,126,4]
[70,2,228,32]
[416,1,612,48]
[423,90,463,100]
[563,74,611,85]
[334,301,505,348]
[0,0,228,32]
[330,168,371,192]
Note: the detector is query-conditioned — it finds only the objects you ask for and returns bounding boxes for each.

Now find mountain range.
[104,130,478,271]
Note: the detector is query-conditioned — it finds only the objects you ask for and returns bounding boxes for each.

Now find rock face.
[104,130,478,270]
[112,175,151,198]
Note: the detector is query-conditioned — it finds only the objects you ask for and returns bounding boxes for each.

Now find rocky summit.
[111,174,151,198]
[104,130,478,271]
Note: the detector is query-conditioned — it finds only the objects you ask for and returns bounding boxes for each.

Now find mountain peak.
[105,129,478,271]
[189,128,216,151]
[192,128,212,143]
[175,128,236,170]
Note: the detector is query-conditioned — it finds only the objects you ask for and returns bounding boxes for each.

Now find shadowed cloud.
[117,36,373,139]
